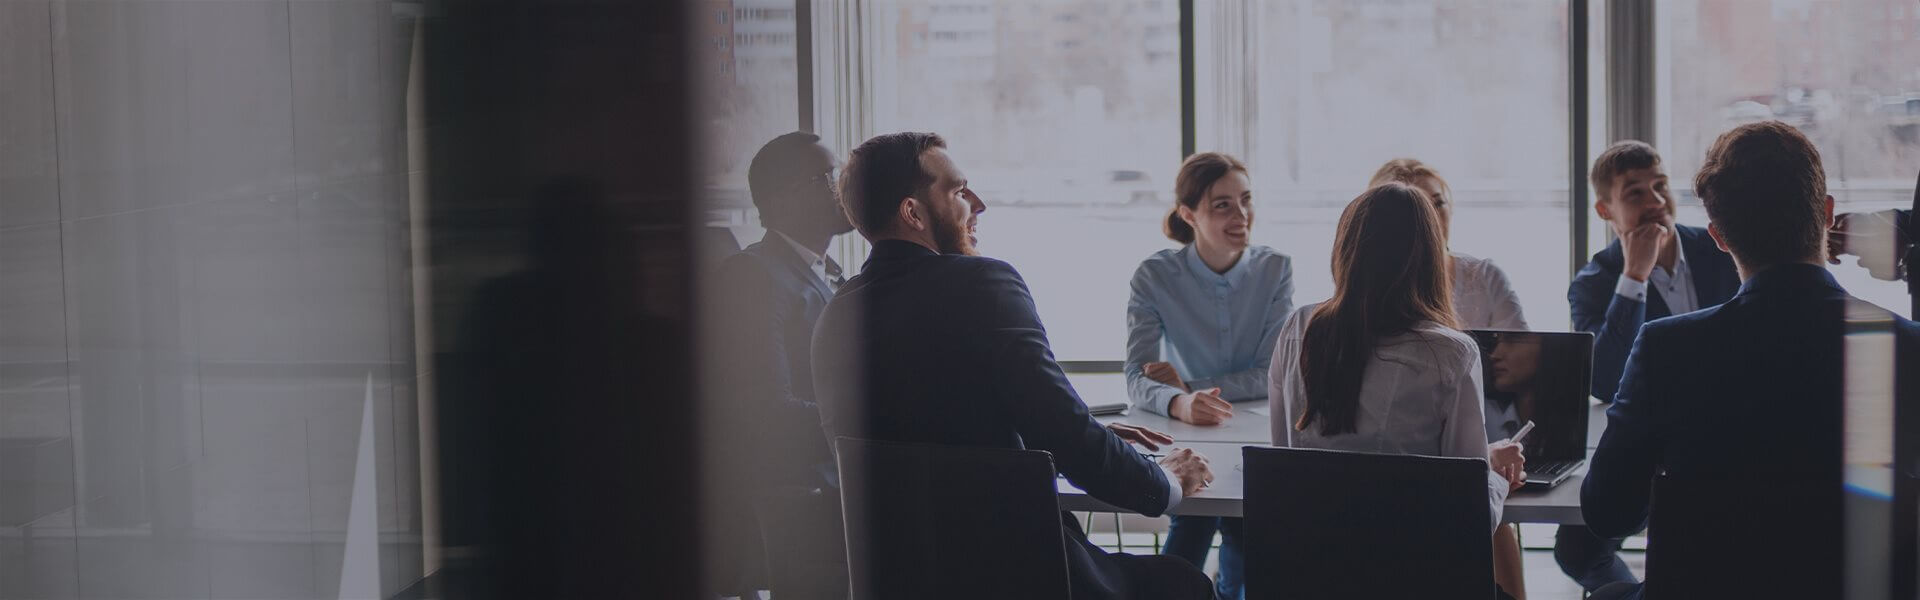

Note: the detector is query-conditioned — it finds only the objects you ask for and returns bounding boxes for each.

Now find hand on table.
[1168,388,1231,426]
[1143,361,1190,392]
[1157,447,1214,497]
[1106,423,1174,451]
[1488,440,1527,493]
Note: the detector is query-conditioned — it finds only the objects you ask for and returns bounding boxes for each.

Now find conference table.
[1060,387,1609,525]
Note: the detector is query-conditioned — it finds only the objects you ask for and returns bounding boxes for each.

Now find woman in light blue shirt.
[1126,152,1293,600]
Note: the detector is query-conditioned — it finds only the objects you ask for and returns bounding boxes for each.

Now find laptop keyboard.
[1532,460,1579,478]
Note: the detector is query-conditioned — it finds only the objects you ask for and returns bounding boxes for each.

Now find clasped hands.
[1107,422,1213,497]
[1144,361,1231,425]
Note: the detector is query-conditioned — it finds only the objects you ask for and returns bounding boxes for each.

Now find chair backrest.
[835,437,1071,600]
[1646,473,1843,599]
[1242,446,1494,600]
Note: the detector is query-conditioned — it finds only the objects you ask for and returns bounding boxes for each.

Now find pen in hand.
[1509,420,1535,445]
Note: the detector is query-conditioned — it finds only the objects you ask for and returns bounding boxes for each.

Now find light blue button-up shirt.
[1125,244,1295,416]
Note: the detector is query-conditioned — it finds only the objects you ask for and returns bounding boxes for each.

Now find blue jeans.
[1161,515,1244,600]
[1553,524,1638,592]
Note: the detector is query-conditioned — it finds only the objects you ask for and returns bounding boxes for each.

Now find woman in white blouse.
[1368,159,1528,330]
[1268,183,1529,598]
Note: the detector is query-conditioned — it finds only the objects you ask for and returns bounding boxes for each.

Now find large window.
[695,0,801,233]
[868,0,1183,360]
[1659,0,1918,318]
[863,0,1579,361]
[761,0,1915,361]
[1240,1,1575,330]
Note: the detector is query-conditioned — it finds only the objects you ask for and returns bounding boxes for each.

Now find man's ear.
[1707,222,1731,253]
[1593,195,1613,222]
[1821,194,1836,229]
[896,197,927,232]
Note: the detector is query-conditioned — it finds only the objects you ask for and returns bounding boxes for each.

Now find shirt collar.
[1735,262,1845,298]
[1670,230,1691,272]
[772,229,825,268]
[1182,244,1251,288]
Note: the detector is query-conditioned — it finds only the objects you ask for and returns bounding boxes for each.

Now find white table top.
[1073,371,1611,447]
[1057,441,1590,524]
[1066,392,1611,525]
[1094,400,1607,447]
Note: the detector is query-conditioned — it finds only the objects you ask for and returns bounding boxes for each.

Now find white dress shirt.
[1268,304,1510,531]
[773,229,833,289]
[1612,234,1698,315]
[1450,253,1528,330]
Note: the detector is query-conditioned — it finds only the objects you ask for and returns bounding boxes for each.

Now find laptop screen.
[1468,330,1594,463]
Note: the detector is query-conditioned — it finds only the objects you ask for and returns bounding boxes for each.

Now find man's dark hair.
[839,132,946,238]
[1590,140,1663,200]
[746,131,824,218]
[1694,121,1829,267]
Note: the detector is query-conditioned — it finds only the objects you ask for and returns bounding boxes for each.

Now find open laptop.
[1065,371,1133,416]
[1467,330,1594,488]
[1086,400,1130,416]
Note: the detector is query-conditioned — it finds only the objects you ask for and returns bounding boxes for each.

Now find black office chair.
[834,437,1071,600]
[1242,446,1495,600]
[1644,473,1844,599]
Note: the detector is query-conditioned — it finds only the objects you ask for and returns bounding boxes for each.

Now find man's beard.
[929,208,978,256]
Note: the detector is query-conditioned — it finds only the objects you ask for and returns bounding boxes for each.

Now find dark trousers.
[1554,524,1638,592]
[1589,581,1644,600]
[1065,516,1218,600]
[1105,552,1221,600]
[1160,516,1245,600]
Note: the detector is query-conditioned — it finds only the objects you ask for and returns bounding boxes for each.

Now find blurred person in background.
[1368,159,1528,331]
[1124,152,1294,600]
[1826,196,1912,285]
[706,132,856,598]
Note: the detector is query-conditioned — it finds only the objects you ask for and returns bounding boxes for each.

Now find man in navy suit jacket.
[707,132,855,597]
[1558,141,1744,592]
[813,132,1218,600]
[714,132,852,487]
[1582,122,1920,599]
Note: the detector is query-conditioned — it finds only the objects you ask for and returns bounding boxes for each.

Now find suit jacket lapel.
[758,231,833,303]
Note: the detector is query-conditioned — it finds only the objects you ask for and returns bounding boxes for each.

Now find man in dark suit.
[1558,140,1745,592]
[812,132,1218,600]
[1582,121,1920,599]
[706,132,854,598]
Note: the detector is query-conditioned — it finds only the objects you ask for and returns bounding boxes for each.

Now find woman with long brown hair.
[1368,159,1534,595]
[1266,182,1527,598]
